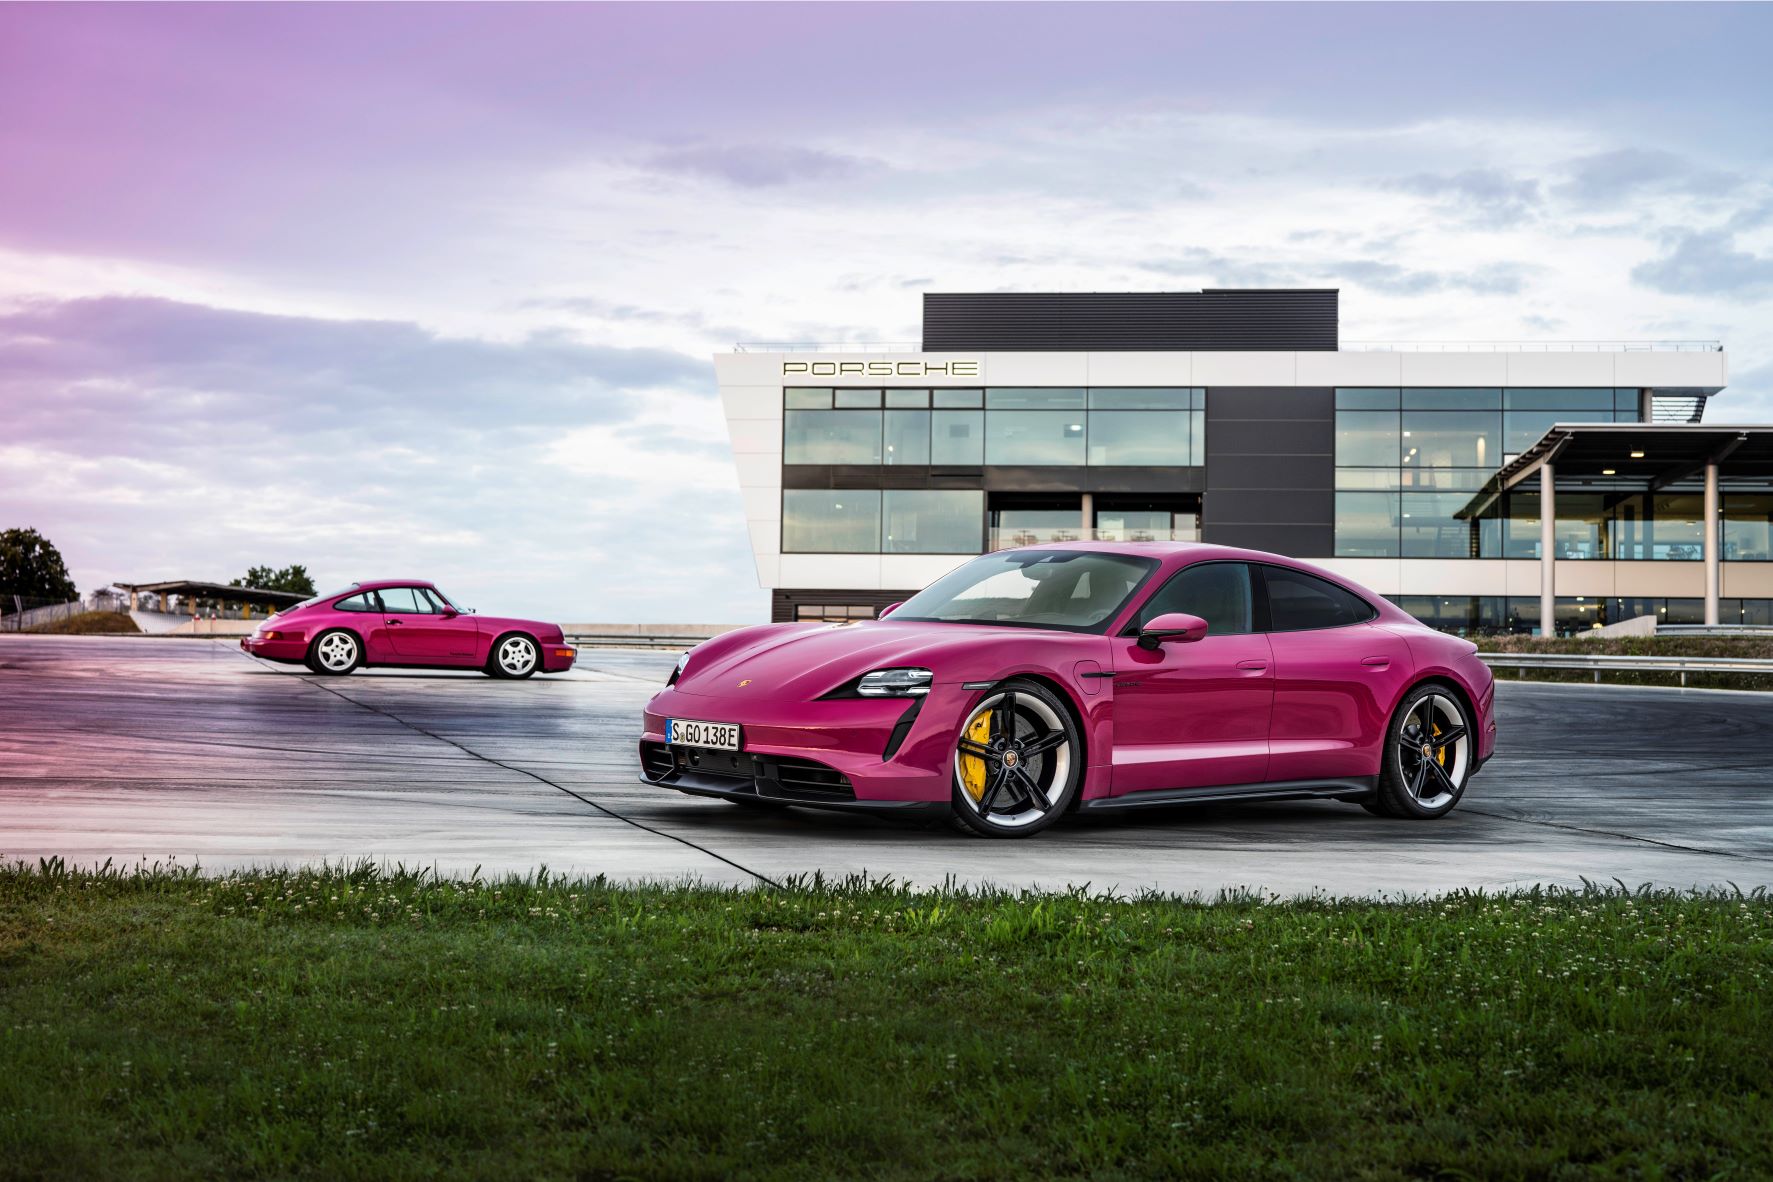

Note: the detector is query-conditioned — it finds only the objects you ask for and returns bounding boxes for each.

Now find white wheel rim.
[499,637,536,675]
[1396,693,1469,810]
[953,690,1072,829]
[318,633,355,670]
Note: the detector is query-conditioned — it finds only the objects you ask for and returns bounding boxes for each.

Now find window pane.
[1335,411,1400,467]
[930,409,983,464]
[1137,562,1253,635]
[833,389,883,409]
[1610,492,1703,560]
[883,410,930,465]
[885,389,929,408]
[932,388,983,409]
[784,388,831,409]
[1616,387,1643,415]
[992,507,1083,548]
[783,410,880,464]
[1262,566,1374,631]
[1724,494,1773,561]
[1503,388,1618,411]
[1502,410,1566,456]
[333,593,374,613]
[1086,412,1192,465]
[986,411,1086,465]
[1088,388,1196,410]
[882,490,983,553]
[1397,467,1491,491]
[781,490,881,553]
[1335,492,1399,557]
[985,388,1086,409]
[379,587,435,614]
[1336,388,1400,410]
[1403,388,1501,410]
[1336,468,1403,490]
[1400,491,1494,558]
[1401,410,1500,471]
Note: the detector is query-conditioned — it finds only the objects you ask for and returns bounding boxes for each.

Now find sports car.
[639,542,1495,837]
[240,579,576,678]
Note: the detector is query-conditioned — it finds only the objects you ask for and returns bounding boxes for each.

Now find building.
[714,291,1753,635]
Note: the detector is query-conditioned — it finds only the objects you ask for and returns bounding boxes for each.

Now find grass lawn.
[22,611,141,635]
[2,863,1769,1180]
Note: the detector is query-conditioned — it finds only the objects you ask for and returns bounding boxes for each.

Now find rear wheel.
[307,629,360,676]
[488,633,539,679]
[1369,685,1472,818]
[948,679,1081,838]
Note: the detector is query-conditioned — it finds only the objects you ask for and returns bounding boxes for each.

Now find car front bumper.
[638,682,973,809]
[542,644,577,673]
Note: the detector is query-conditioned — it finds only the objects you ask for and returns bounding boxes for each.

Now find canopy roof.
[113,580,308,606]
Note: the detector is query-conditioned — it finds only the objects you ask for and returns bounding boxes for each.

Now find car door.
[1258,564,1413,783]
[1109,561,1273,793]
[378,586,479,664]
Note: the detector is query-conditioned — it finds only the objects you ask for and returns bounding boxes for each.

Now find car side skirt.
[1078,776,1380,812]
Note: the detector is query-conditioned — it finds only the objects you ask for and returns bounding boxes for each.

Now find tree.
[0,528,78,605]
[231,564,316,596]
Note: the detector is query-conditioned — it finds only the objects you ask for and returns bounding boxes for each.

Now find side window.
[1261,566,1376,631]
[378,586,435,615]
[419,588,454,613]
[332,592,374,612]
[1134,562,1253,636]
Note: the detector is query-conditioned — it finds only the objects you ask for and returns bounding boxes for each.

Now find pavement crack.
[1461,806,1771,865]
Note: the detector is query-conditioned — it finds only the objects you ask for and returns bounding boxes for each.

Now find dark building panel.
[771,589,918,623]
[1203,386,1335,556]
[922,290,1337,352]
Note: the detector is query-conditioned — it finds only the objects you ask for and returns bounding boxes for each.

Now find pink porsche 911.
[240,579,576,678]
[640,543,1495,837]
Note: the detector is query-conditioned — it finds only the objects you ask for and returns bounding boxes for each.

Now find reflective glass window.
[992,506,1083,548]
[932,389,984,409]
[1336,468,1403,490]
[1503,410,1569,457]
[1616,387,1643,414]
[1503,388,1618,411]
[885,389,929,408]
[783,410,880,464]
[883,410,930,465]
[1088,388,1196,410]
[1335,411,1400,467]
[833,389,883,409]
[985,388,1086,409]
[781,490,881,553]
[1261,566,1375,631]
[1336,388,1400,410]
[1136,562,1254,635]
[882,490,983,553]
[379,587,436,615]
[930,410,983,464]
[1723,494,1773,561]
[986,411,1086,465]
[784,388,831,409]
[1335,492,1400,557]
[1401,410,1501,472]
[1403,388,1501,410]
[1086,412,1193,466]
[1397,467,1491,491]
[1610,492,1704,561]
[1400,491,1495,558]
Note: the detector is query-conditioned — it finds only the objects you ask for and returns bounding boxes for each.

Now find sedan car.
[639,542,1495,837]
[240,579,576,678]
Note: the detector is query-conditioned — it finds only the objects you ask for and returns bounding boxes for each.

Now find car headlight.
[857,668,933,697]
[667,650,691,686]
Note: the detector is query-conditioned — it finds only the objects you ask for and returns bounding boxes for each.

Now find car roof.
[344,578,438,592]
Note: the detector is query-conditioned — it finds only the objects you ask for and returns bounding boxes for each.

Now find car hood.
[671,619,1067,701]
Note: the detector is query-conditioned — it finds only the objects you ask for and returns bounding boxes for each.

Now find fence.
[0,596,127,632]
[1479,650,1773,689]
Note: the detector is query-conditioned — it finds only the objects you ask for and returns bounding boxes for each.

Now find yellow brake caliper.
[960,709,991,802]
[1432,720,1446,767]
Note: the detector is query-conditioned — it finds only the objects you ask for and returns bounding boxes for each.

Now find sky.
[2,3,1771,622]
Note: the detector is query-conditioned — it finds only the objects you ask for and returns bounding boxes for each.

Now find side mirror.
[440,606,459,618]
[1137,612,1208,650]
[878,601,903,619]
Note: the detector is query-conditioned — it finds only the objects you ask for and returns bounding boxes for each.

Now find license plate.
[666,719,741,751]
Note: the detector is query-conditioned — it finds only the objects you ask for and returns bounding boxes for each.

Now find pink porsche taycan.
[640,543,1496,837]
[240,579,576,678]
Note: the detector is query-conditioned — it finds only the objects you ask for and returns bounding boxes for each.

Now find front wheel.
[307,629,360,676]
[488,633,539,679]
[1369,685,1473,818]
[948,679,1082,838]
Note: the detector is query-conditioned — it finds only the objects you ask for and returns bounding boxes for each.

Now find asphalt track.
[4,635,1772,897]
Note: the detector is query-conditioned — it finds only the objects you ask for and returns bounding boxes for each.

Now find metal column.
[1540,463,1556,637]
[1704,461,1720,626]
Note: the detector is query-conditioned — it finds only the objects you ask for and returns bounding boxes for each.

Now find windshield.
[894,550,1158,632]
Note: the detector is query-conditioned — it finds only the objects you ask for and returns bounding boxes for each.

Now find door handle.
[388,619,403,626]
[1360,656,1389,668]
[1236,659,1268,671]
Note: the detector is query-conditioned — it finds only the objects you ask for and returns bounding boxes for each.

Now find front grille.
[764,756,855,802]
[641,743,855,803]
[639,742,675,782]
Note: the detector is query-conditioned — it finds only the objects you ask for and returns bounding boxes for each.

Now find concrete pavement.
[3,635,1771,896]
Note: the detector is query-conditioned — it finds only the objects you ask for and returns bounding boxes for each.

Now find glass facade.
[782,489,984,554]
[784,388,1203,468]
[1388,595,1773,637]
[1334,388,1641,558]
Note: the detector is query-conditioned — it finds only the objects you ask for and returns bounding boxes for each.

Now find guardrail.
[1479,651,1773,687]
[1658,624,1773,637]
[564,632,710,650]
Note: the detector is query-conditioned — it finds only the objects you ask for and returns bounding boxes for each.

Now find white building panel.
[1085,352,1194,386]
[1503,352,1617,387]
[1192,351,1298,386]
[726,418,784,456]
[1298,351,1401,387]
[778,554,884,590]
[1397,352,1509,387]
[720,384,781,421]
[880,554,975,590]
[1615,350,1728,393]
[983,352,1088,386]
